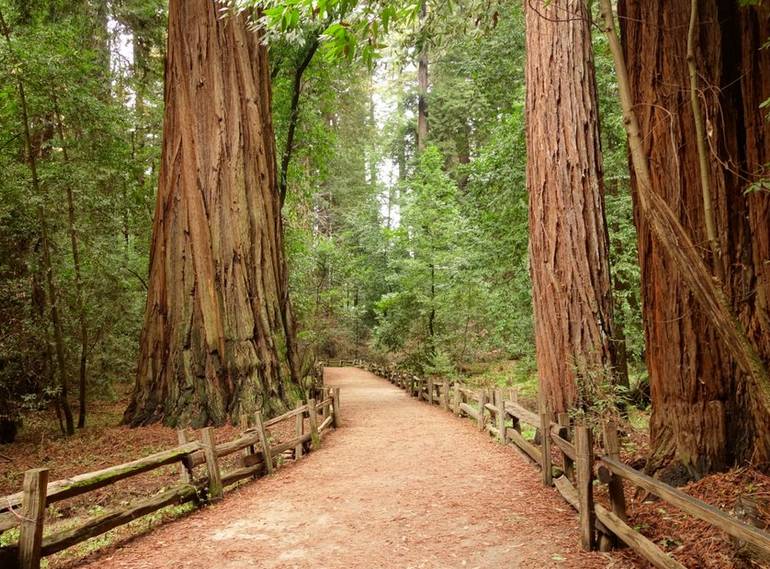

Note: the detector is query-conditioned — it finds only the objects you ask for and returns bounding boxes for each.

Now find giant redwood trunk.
[525,1,625,414]
[124,0,298,427]
[619,0,770,476]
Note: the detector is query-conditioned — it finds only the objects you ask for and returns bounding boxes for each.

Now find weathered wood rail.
[0,387,341,569]
[359,361,770,569]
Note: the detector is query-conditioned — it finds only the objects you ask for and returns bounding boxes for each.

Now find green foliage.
[428,2,525,166]
[572,364,627,428]
[227,0,421,66]
[373,146,468,360]
[288,1,641,386]
[424,348,455,378]
[277,56,389,361]
[0,0,646,433]
[0,0,164,428]
[460,108,533,358]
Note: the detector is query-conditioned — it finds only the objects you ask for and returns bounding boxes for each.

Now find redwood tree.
[526,0,626,414]
[124,0,298,427]
[619,0,770,476]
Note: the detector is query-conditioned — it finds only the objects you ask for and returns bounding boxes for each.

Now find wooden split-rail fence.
[360,361,770,569]
[0,387,341,569]
[326,358,365,368]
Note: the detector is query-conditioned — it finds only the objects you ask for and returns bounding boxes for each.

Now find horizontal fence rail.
[352,360,770,569]
[0,383,341,569]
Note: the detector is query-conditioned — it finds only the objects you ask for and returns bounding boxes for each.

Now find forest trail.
[80,368,622,569]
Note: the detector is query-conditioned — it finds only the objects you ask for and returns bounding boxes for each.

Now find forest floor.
[68,367,621,569]
[0,384,298,566]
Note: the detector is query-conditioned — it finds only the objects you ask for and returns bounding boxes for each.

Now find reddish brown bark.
[619,0,770,476]
[124,1,298,427]
[525,0,626,414]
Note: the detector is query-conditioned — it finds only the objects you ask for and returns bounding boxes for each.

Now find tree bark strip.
[605,0,770,475]
[525,0,626,414]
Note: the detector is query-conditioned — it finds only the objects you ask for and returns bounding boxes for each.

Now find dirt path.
[82,368,631,569]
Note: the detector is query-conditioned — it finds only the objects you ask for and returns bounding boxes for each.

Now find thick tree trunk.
[124,0,298,427]
[525,0,626,414]
[618,0,770,477]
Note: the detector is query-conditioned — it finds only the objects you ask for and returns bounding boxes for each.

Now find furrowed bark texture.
[125,0,296,427]
[525,0,624,414]
[619,0,770,475]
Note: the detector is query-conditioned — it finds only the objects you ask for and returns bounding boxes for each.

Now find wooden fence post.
[308,398,320,450]
[558,413,575,480]
[478,390,487,431]
[540,410,553,486]
[442,380,450,411]
[452,384,461,415]
[325,387,334,415]
[295,405,305,459]
[495,389,506,442]
[576,425,595,551]
[19,468,48,569]
[254,411,273,475]
[240,413,258,469]
[321,387,334,422]
[332,387,341,427]
[602,421,627,520]
[200,427,223,501]
[177,429,192,484]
